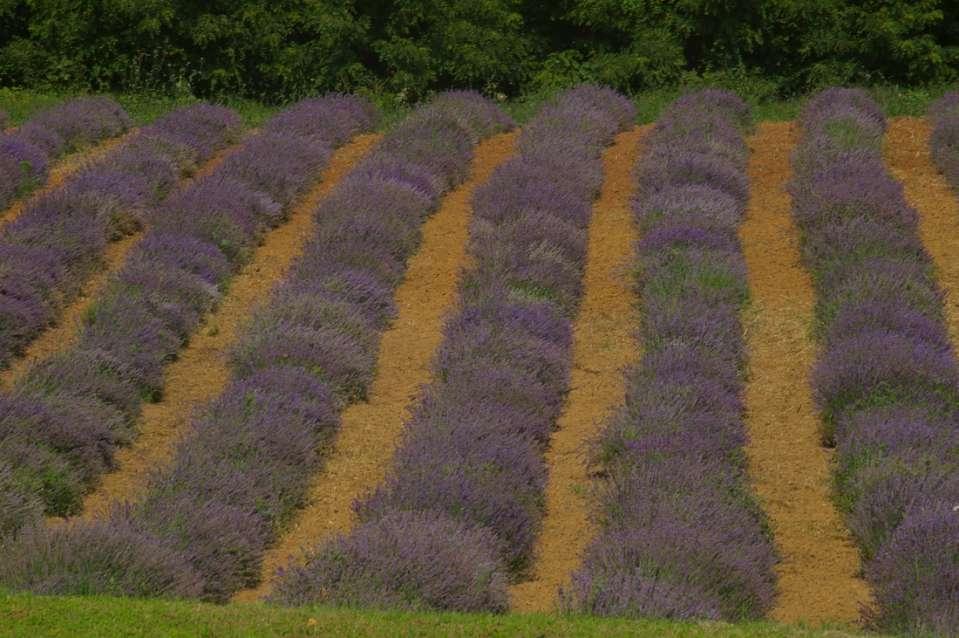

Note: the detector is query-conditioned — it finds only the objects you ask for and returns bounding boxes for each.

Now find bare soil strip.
[885,117,959,351]
[0,130,138,227]
[0,135,250,391]
[233,131,520,603]
[740,121,870,624]
[76,133,382,520]
[508,126,647,613]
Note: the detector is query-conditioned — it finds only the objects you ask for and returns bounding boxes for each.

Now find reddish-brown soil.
[232,130,520,603]
[0,130,137,228]
[74,133,381,520]
[885,117,959,349]
[508,126,648,613]
[0,134,250,390]
[740,121,871,624]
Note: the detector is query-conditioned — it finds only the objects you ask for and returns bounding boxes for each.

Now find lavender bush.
[0,462,42,538]
[793,87,959,635]
[0,96,374,538]
[272,510,508,612]
[128,92,509,602]
[0,516,203,598]
[930,92,959,189]
[269,85,633,612]
[0,104,242,372]
[0,136,48,201]
[0,92,517,604]
[565,90,777,621]
[0,97,132,211]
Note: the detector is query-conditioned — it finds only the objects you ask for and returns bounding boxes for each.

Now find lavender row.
[0,93,514,602]
[564,90,776,620]
[0,96,376,544]
[269,85,635,613]
[0,102,247,529]
[931,92,959,192]
[0,97,132,211]
[0,104,243,372]
[792,88,958,635]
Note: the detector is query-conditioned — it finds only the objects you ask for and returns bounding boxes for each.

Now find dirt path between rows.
[233,130,520,603]
[0,135,249,390]
[508,126,647,613]
[0,130,138,227]
[885,117,959,352]
[740,121,871,624]
[76,133,381,520]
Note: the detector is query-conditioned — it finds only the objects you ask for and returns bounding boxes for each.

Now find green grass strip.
[0,591,880,638]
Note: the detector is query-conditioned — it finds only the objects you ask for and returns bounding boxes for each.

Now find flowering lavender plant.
[931,92,959,193]
[271,86,632,612]
[793,87,959,635]
[565,89,777,621]
[0,96,374,539]
[0,97,132,211]
[0,104,241,373]
[0,93,517,605]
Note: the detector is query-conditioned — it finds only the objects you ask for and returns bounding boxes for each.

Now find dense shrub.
[0,517,204,598]
[0,92,513,603]
[793,87,959,636]
[136,92,510,602]
[1,2,956,100]
[566,90,776,621]
[273,510,509,612]
[0,97,131,210]
[0,104,232,371]
[931,92,959,190]
[271,85,633,612]
[0,95,375,536]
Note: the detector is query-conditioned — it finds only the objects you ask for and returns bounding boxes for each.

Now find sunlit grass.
[0,591,876,638]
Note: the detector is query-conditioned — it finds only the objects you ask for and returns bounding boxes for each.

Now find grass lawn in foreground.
[0,591,879,638]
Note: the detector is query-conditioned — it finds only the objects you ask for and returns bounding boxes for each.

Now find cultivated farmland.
[0,86,957,638]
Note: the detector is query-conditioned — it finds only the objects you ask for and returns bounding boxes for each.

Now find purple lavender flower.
[795,87,959,634]
[0,97,131,210]
[0,136,48,186]
[931,91,959,193]
[569,89,775,621]
[0,515,203,598]
[273,86,632,612]
[568,461,775,620]
[271,510,509,612]
[262,94,378,146]
[0,92,519,601]
[0,96,377,534]
[865,502,959,635]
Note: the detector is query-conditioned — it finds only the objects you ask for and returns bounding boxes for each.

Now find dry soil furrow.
[0,129,138,227]
[0,134,251,390]
[740,121,870,624]
[884,117,959,351]
[76,133,382,520]
[508,126,647,613]
[233,130,520,603]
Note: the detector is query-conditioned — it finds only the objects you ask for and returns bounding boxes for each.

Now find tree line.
[1,0,956,102]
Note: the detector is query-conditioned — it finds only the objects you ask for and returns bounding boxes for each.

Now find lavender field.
[0,86,957,638]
